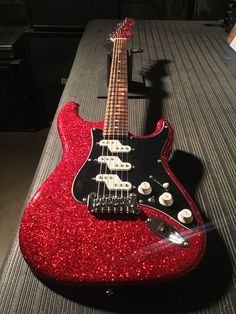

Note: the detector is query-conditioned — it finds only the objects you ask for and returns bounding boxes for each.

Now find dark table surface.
[0,20,235,314]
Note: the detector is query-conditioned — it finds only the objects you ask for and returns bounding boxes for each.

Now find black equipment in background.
[25,0,118,27]
[0,26,39,131]
[0,27,82,130]
[0,0,28,25]
[119,0,195,20]
[0,59,37,131]
[26,29,82,124]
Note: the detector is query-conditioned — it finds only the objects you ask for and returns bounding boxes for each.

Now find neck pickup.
[103,38,128,138]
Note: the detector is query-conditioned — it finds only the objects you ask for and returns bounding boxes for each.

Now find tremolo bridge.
[88,192,140,215]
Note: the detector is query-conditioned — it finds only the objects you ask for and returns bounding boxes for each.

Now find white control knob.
[178,209,193,224]
[138,182,152,195]
[159,192,173,207]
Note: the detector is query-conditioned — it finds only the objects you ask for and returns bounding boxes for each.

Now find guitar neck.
[103,38,128,138]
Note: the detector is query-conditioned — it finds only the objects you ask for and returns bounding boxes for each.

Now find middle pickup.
[97,156,132,171]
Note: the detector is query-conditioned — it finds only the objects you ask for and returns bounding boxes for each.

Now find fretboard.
[103,38,128,138]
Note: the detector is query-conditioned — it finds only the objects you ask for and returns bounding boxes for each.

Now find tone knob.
[138,181,152,195]
[177,209,193,224]
[159,192,173,207]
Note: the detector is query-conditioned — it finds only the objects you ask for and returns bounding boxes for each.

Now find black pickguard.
[72,126,198,229]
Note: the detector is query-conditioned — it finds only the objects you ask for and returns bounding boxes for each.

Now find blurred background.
[0,0,232,130]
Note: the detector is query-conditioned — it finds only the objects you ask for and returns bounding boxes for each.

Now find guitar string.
[114,38,122,201]
[113,37,122,202]
[114,38,119,200]
[120,38,125,201]
[116,38,129,204]
[119,38,129,201]
[124,38,130,201]
[102,41,114,201]
[116,39,123,198]
[96,35,116,202]
[118,38,128,202]
[101,36,119,201]
[118,38,130,203]
[112,38,125,203]
[110,37,118,201]
[96,118,106,202]
[122,38,126,201]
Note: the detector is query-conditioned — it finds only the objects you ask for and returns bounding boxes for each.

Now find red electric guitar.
[19,18,205,285]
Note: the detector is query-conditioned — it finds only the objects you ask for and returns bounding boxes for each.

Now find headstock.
[109,18,135,42]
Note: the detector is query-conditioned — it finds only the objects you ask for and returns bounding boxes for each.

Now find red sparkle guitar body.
[19,102,205,284]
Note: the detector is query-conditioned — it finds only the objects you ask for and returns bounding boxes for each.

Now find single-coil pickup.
[97,156,131,171]
[95,174,132,191]
[99,140,131,153]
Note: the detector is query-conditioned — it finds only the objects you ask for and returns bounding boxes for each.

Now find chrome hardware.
[148,196,155,203]
[146,217,189,247]
[88,193,140,215]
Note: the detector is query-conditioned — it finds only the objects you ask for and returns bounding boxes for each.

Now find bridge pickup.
[98,156,132,171]
[99,140,131,153]
[95,174,132,191]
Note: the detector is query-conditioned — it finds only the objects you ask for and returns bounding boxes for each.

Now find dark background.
[0,0,230,25]
[0,0,230,130]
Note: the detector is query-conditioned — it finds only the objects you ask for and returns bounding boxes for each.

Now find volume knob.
[177,209,193,224]
[159,192,173,207]
[138,182,152,195]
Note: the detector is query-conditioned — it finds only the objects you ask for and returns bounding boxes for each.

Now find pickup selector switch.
[177,209,193,224]
[163,182,169,189]
[138,182,152,195]
[159,192,173,207]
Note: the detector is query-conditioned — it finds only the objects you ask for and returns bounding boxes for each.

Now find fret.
[106,104,127,106]
[105,116,128,120]
[105,115,128,119]
[104,127,128,130]
[107,98,128,100]
[105,122,128,124]
[109,76,127,78]
[104,38,128,137]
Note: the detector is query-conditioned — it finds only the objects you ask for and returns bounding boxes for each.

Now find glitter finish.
[19,102,205,284]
